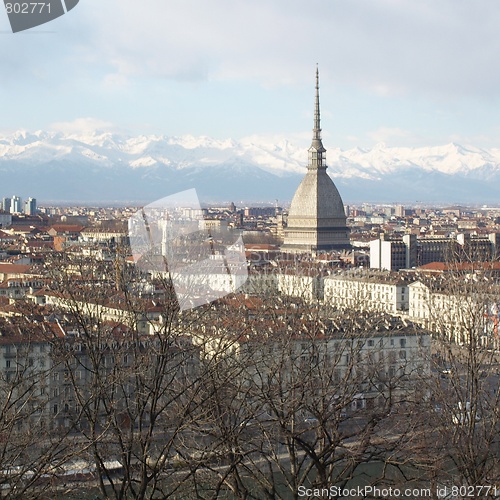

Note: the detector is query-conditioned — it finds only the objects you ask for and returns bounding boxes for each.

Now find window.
[367,339,374,347]
[6,360,10,368]
[400,338,406,348]
[399,350,406,360]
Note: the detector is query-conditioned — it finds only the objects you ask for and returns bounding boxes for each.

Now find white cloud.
[62,0,500,102]
[49,118,115,135]
[102,73,130,90]
[2,0,500,149]
[4,0,500,99]
[367,127,418,146]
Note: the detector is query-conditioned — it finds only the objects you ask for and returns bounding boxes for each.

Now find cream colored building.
[324,271,409,314]
[278,268,325,302]
[408,281,498,347]
[237,316,431,411]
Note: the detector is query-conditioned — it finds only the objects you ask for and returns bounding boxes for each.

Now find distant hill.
[1,130,499,205]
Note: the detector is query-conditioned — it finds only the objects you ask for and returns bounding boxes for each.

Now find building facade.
[324,270,410,314]
[238,315,430,412]
[408,280,500,348]
[370,232,500,271]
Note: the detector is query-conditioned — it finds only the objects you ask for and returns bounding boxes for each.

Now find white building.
[10,196,22,214]
[237,315,431,411]
[324,270,410,314]
[408,280,499,347]
[278,268,325,302]
[370,233,500,271]
[369,234,415,271]
[24,197,37,215]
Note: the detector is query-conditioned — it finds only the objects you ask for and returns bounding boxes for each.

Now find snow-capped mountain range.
[1,130,499,204]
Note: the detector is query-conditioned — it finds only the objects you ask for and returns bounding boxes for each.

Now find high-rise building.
[10,196,22,214]
[282,68,350,254]
[395,205,405,218]
[369,232,499,271]
[1,197,11,213]
[24,197,37,215]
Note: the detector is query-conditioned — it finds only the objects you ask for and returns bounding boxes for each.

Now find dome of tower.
[288,168,346,223]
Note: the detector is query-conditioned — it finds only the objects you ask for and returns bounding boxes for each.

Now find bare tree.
[35,248,213,499]
[412,266,500,496]
[181,293,432,500]
[0,314,78,499]
[10,241,497,499]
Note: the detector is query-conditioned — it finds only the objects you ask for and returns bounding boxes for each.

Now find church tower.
[282,68,351,254]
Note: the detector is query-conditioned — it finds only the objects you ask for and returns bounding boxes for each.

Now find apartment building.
[408,280,499,348]
[0,318,200,433]
[324,270,411,314]
[238,315,430,411]
[370,232,500,271]
[277,267,326,302]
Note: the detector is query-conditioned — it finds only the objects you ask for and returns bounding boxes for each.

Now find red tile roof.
[48,225,85,233]
[418,261,500,271]
[0,263,32,275]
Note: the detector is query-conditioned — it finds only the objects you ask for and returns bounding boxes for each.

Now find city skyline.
[1,3,499,491]
[1,1,500,151]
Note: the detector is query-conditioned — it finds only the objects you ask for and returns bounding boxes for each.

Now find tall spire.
[313,65,321,142]
[309,65,326,169]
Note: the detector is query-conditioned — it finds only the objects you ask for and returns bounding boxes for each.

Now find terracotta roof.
[0,230,15,239]
[81,227,126,234]
[48,225,85,233]
[25,240,54,248]
[244,244,280,251]
[0,263,32,275]
[6,226,36,234]
[419,261,500,271]
[31,287,51,297]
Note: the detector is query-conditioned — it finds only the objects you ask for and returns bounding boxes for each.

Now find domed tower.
[282,67,351,254]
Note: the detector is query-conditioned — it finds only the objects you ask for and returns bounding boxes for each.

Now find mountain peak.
[1,129,500,203]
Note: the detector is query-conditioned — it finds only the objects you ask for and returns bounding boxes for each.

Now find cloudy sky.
[1,0,500,150]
